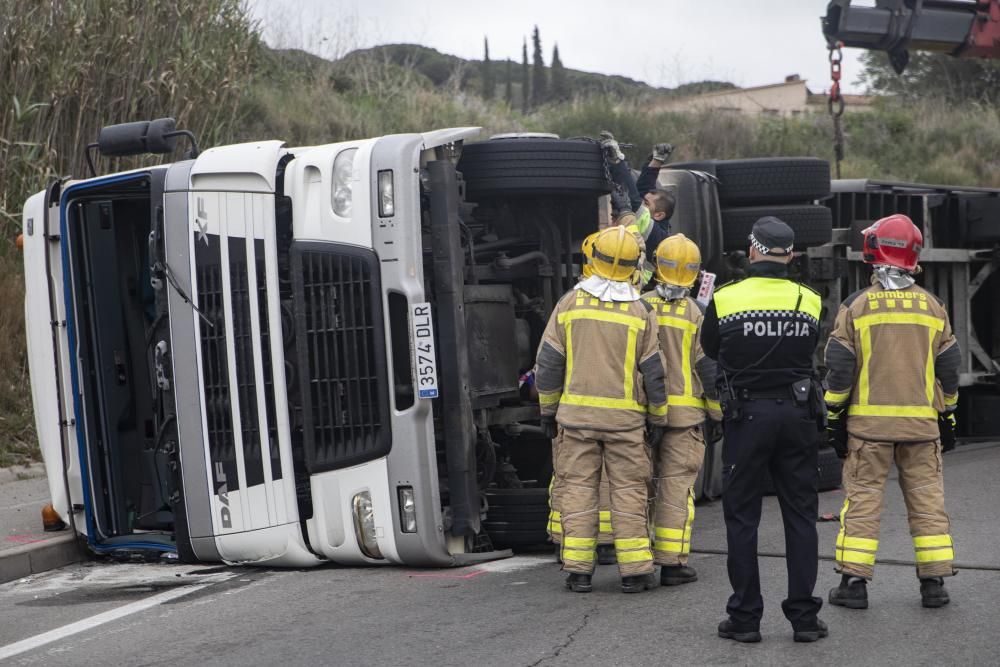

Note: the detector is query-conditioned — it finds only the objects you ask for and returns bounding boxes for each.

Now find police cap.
[748,216,794,257]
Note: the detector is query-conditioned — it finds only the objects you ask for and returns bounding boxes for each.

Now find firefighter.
[700,217,828,643]
[536,226,669,593]
[642,234,723,586]
[825,213,960,609]
[547,233,617,565]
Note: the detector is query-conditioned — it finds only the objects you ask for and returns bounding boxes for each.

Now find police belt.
[733,387,795,400]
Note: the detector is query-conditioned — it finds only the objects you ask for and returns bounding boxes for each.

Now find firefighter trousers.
[835,436,955,579]
[555,426,653,577]
[722,398,822,631]
[548,464,613,546]
[651,425,705,566]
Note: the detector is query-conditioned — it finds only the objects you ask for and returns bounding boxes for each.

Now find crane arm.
[822,0,1000,72]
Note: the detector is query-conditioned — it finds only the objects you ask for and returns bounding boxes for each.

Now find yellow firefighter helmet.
[654,233,701,287]
[590,226,642,282]
[580,232,599,278]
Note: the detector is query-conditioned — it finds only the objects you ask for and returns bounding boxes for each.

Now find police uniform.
[700,218,827,642]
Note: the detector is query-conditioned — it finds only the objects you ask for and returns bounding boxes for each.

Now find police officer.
[700,217,828,643]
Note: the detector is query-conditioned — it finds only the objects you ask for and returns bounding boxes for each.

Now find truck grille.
[291,242,391,472]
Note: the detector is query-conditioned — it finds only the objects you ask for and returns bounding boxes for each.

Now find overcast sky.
[250,0,868,93]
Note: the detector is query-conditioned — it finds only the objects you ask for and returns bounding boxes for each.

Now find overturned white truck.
[21,121,999,566]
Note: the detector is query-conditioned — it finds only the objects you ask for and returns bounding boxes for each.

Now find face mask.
[656,283,689,301]
[872,265,916,290]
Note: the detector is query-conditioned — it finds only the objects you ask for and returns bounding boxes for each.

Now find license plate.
[410,302,439,399]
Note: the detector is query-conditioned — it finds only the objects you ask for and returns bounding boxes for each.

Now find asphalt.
[0,442,997,666]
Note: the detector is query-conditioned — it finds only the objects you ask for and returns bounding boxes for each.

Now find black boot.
[717,619,762,643]
[920,577,950,608]
[596,544,617,565]
[793,618,829,643]
[829,574,869,609]
[620,572,657,593]
[564,572,593,593]
[554,544,562,564]
[660,564,697,586]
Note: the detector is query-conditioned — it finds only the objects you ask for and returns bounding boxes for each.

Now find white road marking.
[0,576,229,661]
[473,555,551,573]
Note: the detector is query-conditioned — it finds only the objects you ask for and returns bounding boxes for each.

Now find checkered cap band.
[749,232,792,257]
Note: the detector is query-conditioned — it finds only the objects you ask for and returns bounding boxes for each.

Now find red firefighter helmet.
[861,214,923,272]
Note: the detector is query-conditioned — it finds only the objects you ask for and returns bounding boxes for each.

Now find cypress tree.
[521,38,530,113]
[531,26,547,107]
[504,58,514,107]
[550,43,569,102]
[481,37,494,100]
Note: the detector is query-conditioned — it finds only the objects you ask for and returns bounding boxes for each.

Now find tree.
[550,43,569,102]
[858,50,1000,104]
[504,58,514,107]
[481,36,494,100]
[521,38,530,113]
[531,25,547,107]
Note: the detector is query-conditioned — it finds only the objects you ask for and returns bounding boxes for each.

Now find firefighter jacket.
[700,262,822,390]
[641,291,722,426]
[824,283,960,443]
[535,288,669,431]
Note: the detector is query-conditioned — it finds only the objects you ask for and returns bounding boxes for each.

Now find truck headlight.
[377,169,394,217]
[398,486,417,533]
[352,491,383,559]
[332,148,357,217]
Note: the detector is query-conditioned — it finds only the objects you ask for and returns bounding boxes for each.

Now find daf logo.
[195,197,210,246]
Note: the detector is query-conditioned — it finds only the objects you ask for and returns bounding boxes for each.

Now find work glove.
[827,406,848,459]
[651,142,674,163]
[610,187,632,215]
[540,416,558,440]
[599,130,625,164]
[647,424,667,447]
[938,411,957,453]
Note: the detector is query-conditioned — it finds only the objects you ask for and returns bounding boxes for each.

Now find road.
[1,442,997,666]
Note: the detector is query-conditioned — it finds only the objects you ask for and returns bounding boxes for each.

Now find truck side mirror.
[87,118,199,176]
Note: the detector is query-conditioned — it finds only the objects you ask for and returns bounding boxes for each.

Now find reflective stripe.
[706,399,720,412]
[943,393,958,408]
[915,548,955,563]
[614,537,650,550]
[859,325,872,405]
[847,404,937,418]
[549,523,563,534]
[538,390,562,406]
[914,534,953,548]
[557,309,646,330]
[668,395,706,408]
[623,325,638,403]
[924,327,936,406]
[840,550,877,565]
[598,511,611,520]
[654,541,683,553]
[562,549,595,562]
[564,537,597,549]
[657,315,698,333]
[599,523,613,533]
[714,278,822,320]
[560,394,647,412]
[617,549,653,564]
[684,490,695,553]
[655,526,685,540]
[842,535,879,551]
[824,390,851,404]
[648,403,668,416]
[854,312,945,332]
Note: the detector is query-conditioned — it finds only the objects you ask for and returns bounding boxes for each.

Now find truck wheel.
[667,158,831,206]
[721,204,833,252]
[457,138,612,201]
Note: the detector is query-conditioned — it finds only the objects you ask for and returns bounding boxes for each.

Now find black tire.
[483,487,550,507]
[667,158,831,206]
[761,446,843,495]
[483,520,549,547]
[457,139,611,201]
[721,205,833,252]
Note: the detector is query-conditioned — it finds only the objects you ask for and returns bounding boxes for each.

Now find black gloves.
[647,425,667,446]
[540,416,558,439]
[704,419,724,444]
[938,411,957,453]
[827,407,848,459]
[610,187,632,216]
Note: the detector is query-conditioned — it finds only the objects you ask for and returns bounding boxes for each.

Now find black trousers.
[721,398,823,631]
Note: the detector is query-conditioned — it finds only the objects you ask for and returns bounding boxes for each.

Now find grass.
[2,2,1000,465]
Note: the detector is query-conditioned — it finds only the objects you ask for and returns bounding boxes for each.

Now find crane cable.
[828,42,846,179]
